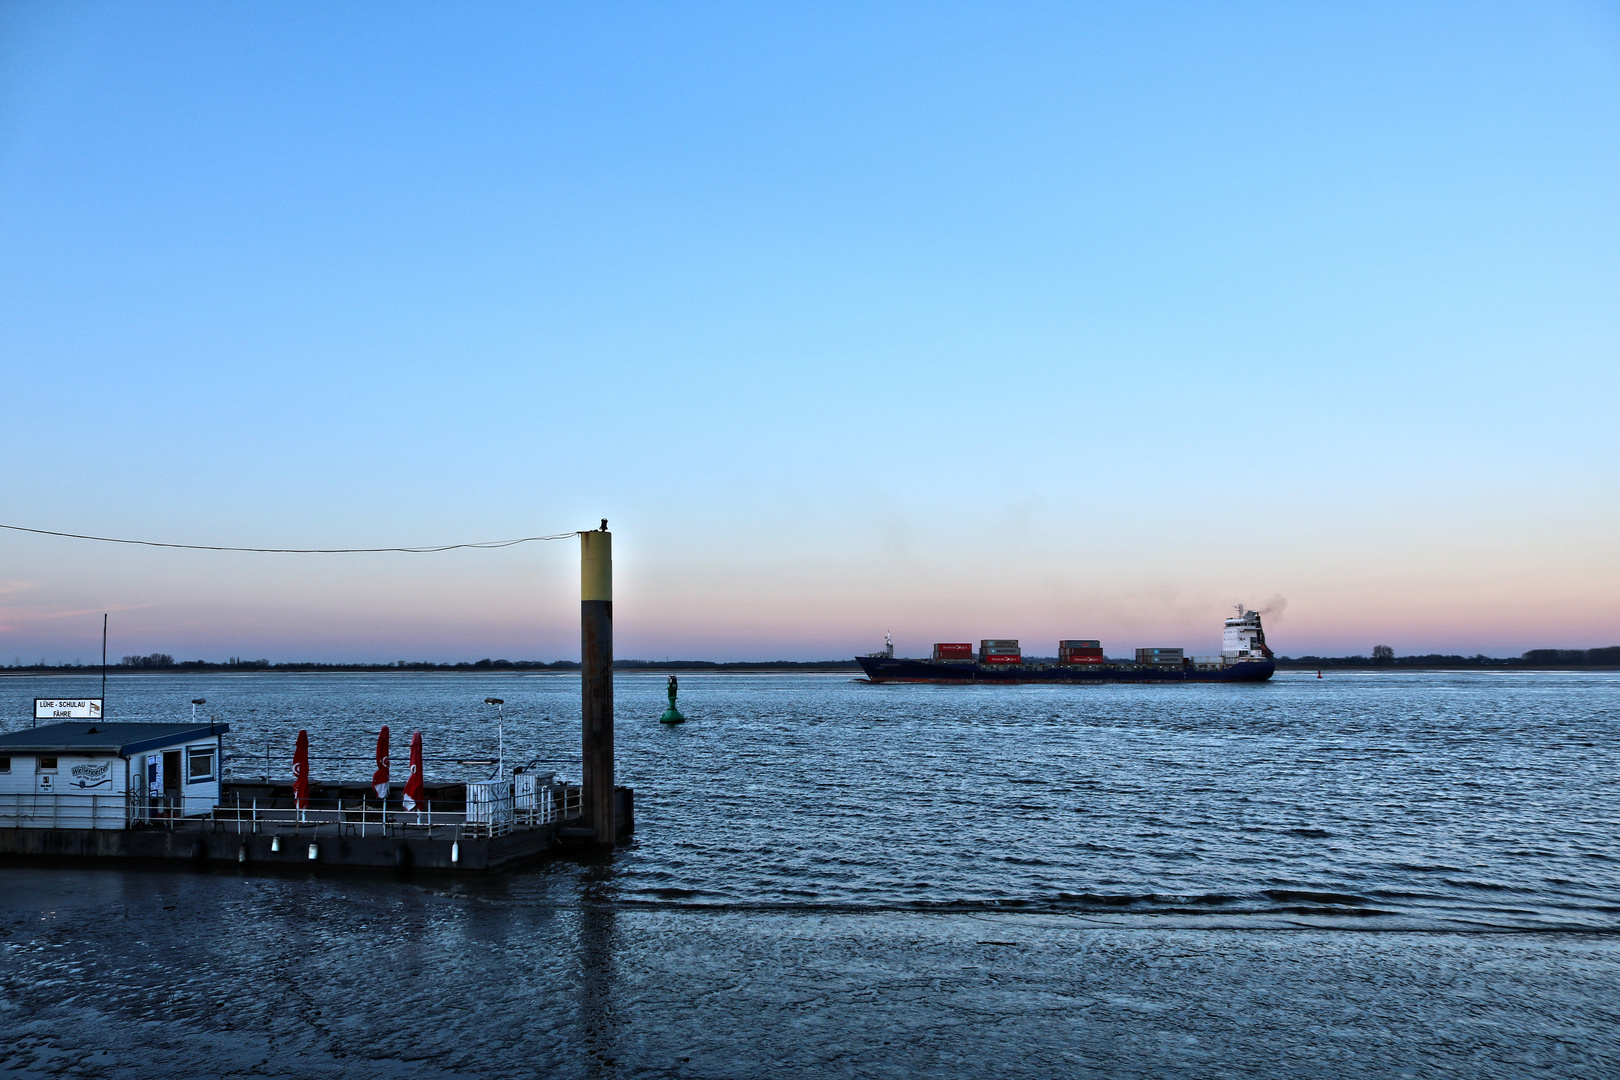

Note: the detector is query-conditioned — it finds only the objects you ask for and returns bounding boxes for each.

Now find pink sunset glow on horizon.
[2,508,1615,663]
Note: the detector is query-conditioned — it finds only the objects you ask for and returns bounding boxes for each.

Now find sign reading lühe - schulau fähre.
[34,698,103,720]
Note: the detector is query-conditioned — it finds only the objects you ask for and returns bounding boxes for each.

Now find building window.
[0,756,9,773]
[38,756,57,772]
[187,747,215,782]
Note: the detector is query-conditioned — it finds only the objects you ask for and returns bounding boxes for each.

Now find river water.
[2,670,1617,1077]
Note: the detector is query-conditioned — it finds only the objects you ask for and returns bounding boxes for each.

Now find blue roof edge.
[121,723,231,757]
[0,722,230,756]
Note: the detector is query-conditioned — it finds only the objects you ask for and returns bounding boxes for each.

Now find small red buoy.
[1316,670,1323,679]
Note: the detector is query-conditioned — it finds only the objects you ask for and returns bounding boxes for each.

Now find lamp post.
[191,698,206,721]
[484,697,505,776]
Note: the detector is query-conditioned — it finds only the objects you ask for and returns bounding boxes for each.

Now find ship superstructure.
[856,608,1276,684]
[1222,607,1272,661]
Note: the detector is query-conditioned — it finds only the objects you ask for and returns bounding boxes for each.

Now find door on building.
[162,750,182,812]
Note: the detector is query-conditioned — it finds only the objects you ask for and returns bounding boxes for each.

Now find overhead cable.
[0,522,581,553]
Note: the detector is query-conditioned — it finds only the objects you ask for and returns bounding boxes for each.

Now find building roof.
[0,722,229,757]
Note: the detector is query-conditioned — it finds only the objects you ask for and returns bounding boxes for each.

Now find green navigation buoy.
[659,674,687,724]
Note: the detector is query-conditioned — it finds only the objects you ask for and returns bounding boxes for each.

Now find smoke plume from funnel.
[1259,595,1288,623]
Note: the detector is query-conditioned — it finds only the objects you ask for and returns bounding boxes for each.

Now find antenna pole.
[101,614,108,712]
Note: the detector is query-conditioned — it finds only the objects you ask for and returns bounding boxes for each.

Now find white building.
[0,722,229,829]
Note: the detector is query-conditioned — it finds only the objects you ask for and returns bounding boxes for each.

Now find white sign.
[70,761,113,789]
[34,698,103,721]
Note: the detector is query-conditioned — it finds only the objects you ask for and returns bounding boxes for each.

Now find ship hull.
[855,656,1275,684]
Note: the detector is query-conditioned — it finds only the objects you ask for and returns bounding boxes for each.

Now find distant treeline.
[1277,647,1620,670]
[5,649,1615,674]
[2,655,861,673]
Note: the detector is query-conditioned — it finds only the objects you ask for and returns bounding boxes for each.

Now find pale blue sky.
[2,2,1617,661]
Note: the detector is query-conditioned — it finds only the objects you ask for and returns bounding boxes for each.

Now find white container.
[465,779,514,831]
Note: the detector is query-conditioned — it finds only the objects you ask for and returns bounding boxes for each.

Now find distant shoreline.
[1274,660,1619,672]
[2,657,1615,675]
[0,660,864,675]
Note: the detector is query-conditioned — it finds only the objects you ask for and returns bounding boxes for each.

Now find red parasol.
[372,725,390,800]
[402,730,425,812]
[292,729,310,811]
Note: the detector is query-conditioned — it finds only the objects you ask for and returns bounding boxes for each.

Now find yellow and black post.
[580,521,615,844]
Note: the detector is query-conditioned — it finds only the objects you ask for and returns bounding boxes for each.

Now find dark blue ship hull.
[856,656,1275,684]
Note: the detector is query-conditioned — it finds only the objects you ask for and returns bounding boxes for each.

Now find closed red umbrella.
[292,729,310,812]
[402,731,425,812]
[372,726,390,800]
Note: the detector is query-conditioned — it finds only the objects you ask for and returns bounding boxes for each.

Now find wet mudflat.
[1,670,1617,1076]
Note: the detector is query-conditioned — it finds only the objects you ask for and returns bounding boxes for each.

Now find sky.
[1,1,1617,663]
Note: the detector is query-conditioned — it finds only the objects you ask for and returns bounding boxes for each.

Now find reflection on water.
[576,857,622,1079]
[1,670,1617,1075]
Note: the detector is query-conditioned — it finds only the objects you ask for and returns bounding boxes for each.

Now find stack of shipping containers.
[979,639,1021,664]
[932,643,973,662]
[1134,647,1185,666]
[1058,639,1105,665]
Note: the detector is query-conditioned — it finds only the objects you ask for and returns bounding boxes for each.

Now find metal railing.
[127,790,218,825]
[1,784,584,834]
[3,789,249,830]
[1,791,137,830]
[210,784,579,838]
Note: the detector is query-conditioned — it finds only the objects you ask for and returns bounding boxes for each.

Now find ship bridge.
[1221,608,1271,660]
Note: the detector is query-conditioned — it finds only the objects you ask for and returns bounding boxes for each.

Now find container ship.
[856,608,1275,684]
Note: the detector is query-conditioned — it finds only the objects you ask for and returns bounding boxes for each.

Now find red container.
[933,643,973,660]
[983,654,1022,664]
[1062,653,1104,665]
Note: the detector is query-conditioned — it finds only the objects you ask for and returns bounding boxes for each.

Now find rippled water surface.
[2,669,1617,1077]
[20,668,1616,929]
